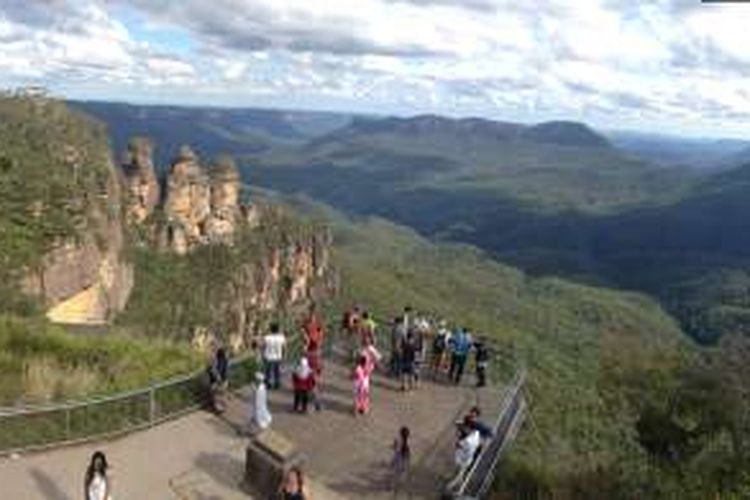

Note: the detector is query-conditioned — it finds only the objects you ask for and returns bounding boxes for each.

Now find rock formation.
[121,137,160,225]
[161,146,243,254]
[22,148,134,325]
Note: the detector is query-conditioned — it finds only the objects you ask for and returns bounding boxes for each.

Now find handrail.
[451,368,527,499]
[0,353,255,416]
[0,353,259,455]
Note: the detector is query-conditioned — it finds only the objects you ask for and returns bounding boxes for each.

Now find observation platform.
[0,353,509,499]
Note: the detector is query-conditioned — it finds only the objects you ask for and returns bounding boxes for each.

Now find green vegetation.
[0,94,112,314]
[119,206,325,340]
[272,194,693,497]
[0,315,201,406]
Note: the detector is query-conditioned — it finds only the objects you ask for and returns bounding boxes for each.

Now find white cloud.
[0,0,748,136]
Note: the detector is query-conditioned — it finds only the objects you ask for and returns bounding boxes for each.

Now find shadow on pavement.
[30,468,72,500]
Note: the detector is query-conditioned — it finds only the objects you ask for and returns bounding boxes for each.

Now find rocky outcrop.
[161,146,243,254]
[121,137,160,225]
[22,152,133,325]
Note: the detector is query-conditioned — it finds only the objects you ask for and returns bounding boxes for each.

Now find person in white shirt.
[454,424,482,477]
[251,371,272,431]
[85,451,112,500]
[263,323,286,390]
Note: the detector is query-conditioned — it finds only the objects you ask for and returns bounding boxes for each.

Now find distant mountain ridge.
[312,114,612,150]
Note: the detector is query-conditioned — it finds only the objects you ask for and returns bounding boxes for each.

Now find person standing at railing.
[341,305,361,361]
[208,346,229,413]
[473,336,490,388]
[302,303,325,378]
[431,320,451,378]
[449,327,473,385]
[85,451,112,500]
[360,311,377,348]
[390,316,407,377]
[263,323,287,390]
[448,422,481,490]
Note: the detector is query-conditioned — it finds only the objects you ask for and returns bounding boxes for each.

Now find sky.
[0,0,749,138]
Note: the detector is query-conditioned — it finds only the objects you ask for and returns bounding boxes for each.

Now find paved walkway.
[0,354,501,499]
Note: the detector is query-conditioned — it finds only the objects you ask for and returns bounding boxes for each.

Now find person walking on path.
[263,323,286,390]
[353,353,375,415]
[278,467,309,500]
[85,451,112,500]
[473,336,490,387]
[449,328,473,385]
[292,357,316,413]
[391,426,411,495]
[251,371,272,431]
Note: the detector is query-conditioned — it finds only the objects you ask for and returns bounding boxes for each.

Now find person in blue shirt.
[449,327,472,384]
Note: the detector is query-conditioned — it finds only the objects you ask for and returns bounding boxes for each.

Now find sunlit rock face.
[22,150,133,325]
[121,137,160,225]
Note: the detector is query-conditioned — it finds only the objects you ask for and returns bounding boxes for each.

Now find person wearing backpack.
[449,328,472,385]
[431,320,450,378]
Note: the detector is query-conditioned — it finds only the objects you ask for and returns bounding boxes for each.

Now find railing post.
[149,387,156,424]
[65,408,71,440]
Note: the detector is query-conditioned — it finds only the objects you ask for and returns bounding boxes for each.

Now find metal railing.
[0,354,258,456]
[452,368,528,499]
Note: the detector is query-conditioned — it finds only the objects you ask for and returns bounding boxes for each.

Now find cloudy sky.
[1,0,749,137]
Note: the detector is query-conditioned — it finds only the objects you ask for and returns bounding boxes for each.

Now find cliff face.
[121,137,160,225]
[21,137,134,325]
[119,143,334,351]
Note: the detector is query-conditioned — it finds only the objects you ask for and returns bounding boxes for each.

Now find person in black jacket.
[474,337,489,387]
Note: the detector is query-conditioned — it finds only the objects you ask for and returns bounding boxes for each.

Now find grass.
[0,315,202,406]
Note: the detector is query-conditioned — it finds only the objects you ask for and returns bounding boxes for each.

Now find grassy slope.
[278,195,690,496]
[0,96,202,405]
[0,315,201,405]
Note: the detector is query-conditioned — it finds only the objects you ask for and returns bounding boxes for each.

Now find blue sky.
[1,0,749,138]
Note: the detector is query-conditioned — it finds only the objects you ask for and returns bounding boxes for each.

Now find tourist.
[411,318,426,387]
[402,306,413,332]
[208,346,229,413]
[400,332,417,392]
[292,357,316,413]
[449,423,481,489]
[463,406,494,440]
[302,303,325,377]
[85,451,112,500]
[252,371,272,430]
[263,323,286,390]
[360,311,377,347]
[431,320,450,378]
[341,305,361,360]
[391,426,411,494]
[390,316,407,377]
[353,353,374,415]
[279,466,309,500]
[449,327,472,385]
[474,336,490,387]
